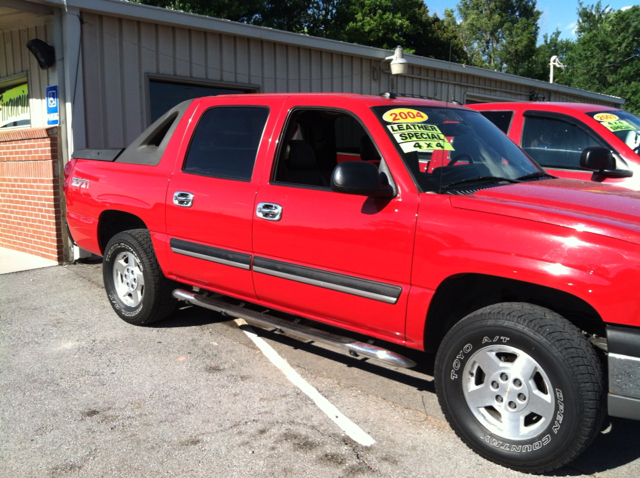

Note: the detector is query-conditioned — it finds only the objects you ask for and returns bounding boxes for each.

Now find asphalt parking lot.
[2,263,640,477]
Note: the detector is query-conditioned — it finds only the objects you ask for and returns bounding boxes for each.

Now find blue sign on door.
[46,85,59,126]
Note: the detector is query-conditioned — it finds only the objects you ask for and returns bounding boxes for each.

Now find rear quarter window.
[478,111,514,134]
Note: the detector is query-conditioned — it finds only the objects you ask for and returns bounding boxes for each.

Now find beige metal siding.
[0,23,51,129]
[79,12,622,149]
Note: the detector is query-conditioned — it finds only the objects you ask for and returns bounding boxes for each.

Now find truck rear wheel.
[103,229,177,325]
[434,303,604,473]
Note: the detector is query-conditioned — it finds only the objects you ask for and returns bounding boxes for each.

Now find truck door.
[166,99,275,299]
[520,112,607,181]
[252,100,419,340]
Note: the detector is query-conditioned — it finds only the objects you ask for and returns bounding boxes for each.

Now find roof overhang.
[20,0,624,106]
[0,0,53,30]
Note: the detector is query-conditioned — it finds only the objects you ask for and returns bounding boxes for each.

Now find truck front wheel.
[434,303,604,473]
[103,229,177,325]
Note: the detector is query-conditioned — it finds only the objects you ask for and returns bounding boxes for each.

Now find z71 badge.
[71,177,90,188]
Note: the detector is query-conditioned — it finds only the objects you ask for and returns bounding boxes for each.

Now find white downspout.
[53,6,89,260]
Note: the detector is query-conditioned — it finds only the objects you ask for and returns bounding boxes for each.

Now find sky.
[426,0,635,42]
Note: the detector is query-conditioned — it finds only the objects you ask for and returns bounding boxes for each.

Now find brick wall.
[0,127,64,262]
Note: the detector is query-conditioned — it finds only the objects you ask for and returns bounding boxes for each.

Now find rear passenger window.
[184,107,269,181]
[479,111,514,134]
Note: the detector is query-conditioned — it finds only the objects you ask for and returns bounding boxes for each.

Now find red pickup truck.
[469,102,640,188]
[65,93,640,473]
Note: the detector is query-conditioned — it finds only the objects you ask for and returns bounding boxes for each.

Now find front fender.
[413,196,640,327]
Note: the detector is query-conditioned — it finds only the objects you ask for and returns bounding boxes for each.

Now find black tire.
[103,229,178,325]
[434,303,604,473]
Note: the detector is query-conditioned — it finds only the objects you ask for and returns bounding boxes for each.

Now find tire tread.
[435,302,605,473]
[104,229,178,325]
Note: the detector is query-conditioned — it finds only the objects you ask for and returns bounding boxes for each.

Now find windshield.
[372,105,545,194]
[586,110,640,155]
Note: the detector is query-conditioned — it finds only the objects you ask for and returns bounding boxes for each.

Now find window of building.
[183,106,269,181]
[149,79,252,123]
[0,76,30,129]
[522,116,603,169]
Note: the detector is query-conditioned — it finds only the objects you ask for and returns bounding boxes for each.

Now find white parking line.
[235,319,376,447]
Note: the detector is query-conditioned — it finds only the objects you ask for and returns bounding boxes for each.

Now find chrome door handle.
[256,202,282,221]
[173,191,194,207]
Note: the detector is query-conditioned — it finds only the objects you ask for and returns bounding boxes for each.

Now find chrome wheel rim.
[112,251,145,307]
[462,344,555,440]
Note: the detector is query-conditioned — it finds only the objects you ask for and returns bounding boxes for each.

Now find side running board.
[173,289,416,369]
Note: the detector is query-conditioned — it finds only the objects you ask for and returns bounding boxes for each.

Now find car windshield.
[372,105,545,194]
[586,110,640,155]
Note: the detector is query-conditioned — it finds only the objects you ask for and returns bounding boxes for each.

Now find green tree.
[256,1,342,37]
[410,5,468,62]
[131,0,264,23]
[501,1,541,76]
[456,0,541,75]
[562,2,640,114]
[133,0,467,63]
[133,1,342,36]
[334,0,467,61]
[446,7,482,66]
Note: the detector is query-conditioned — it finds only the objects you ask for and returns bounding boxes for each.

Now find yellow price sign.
[602,119,635,133]
[594,113,619,122]
[387,123,455,152]
[382,108,428,123]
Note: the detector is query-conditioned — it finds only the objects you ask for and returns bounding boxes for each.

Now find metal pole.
[550,55,557,84]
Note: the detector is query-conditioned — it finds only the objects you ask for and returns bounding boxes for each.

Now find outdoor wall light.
[387,46,408,75]
[372,45,409,80]
[26,39,56,70]
[530,91,546,102]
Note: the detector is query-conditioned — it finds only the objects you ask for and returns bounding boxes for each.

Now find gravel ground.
[1,263,640,477]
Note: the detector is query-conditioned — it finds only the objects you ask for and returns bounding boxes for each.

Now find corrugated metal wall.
[80,13,620,149]
[0,24,51,129]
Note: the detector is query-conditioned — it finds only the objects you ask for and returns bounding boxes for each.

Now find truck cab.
[468,102,640,188]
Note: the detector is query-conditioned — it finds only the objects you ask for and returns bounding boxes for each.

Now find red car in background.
[468,102,640,188]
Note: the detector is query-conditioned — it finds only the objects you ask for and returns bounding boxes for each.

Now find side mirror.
[580,147,614,171]
[580,147,632,178]
[331,161,394,198]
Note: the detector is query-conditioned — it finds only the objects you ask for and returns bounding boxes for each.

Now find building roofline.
[27,0,624,106]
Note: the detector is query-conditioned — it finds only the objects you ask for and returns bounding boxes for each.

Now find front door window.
[522,116,602,169]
